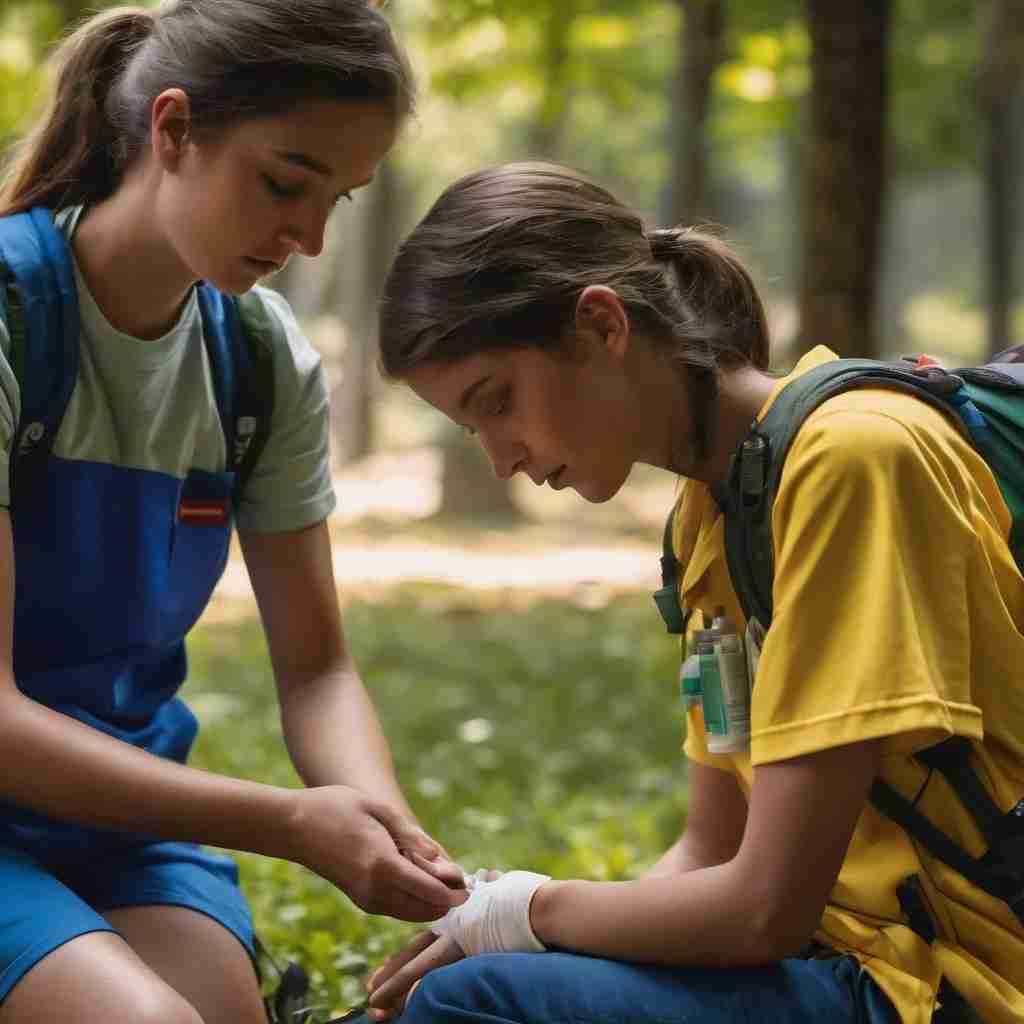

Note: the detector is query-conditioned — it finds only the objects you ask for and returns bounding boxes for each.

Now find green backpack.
[654,348,1024,1014]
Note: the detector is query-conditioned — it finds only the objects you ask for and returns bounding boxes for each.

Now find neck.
[639,359,775,489]
[693,364,776,490]
[72,174,197,340]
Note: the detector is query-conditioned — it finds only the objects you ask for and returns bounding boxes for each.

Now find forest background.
[2,1,1022,1018]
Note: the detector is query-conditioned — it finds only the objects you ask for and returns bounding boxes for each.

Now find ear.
[574,285,630,361]
[151,88,193,171]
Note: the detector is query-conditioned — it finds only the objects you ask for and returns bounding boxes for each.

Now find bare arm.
[0,512,295,853]
[239,520,412,814]
[240,520,464,897]
[643,760,748,878]
[367,741,880,1016]
[0,512,461,919]
[530,739,882,966]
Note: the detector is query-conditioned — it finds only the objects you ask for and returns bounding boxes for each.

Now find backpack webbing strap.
[915,738,1008,846]
[869,775,1024,927]
[653,507,688,634]
[723,359,973,624]
[0,208,275,515]
[895,879,985,1021]
[958,362,1024,575]
[0,209,80,503]
[194,285,275,507]
[233,309,275,507]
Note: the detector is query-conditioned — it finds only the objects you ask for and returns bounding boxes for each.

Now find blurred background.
[2,0,1022,1016]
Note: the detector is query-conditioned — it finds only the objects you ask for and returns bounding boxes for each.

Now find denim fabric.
[399,950,902,1024]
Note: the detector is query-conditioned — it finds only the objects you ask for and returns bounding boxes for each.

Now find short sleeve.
[750,397,985,766]
[0,292,22,508]
[233,287,336,533]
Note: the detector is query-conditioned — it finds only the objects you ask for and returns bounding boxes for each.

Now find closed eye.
[482,386,510,418]
[263,174,303,199]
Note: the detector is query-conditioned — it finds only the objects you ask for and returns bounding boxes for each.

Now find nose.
[281,205,328,258]
[480,432,526,481]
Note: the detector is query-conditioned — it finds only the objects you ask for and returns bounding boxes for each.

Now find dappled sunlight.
[211,445,674,618]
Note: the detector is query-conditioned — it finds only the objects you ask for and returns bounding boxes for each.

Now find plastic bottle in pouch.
[680,654,702,708]
[708,609,751,754]
[695,626,726,739]
[679,612,705,709]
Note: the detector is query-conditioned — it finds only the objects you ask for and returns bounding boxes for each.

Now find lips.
[545,466,567,489]
[246,256,284,274]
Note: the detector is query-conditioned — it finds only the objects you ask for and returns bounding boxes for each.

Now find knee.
[130,987,206,1024]
[405,956,530,1023]
[90,984,205,1024]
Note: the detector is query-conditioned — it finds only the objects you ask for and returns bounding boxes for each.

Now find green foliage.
[891,0,979,175]
[183,590,687,1018]
[0,1,126,155]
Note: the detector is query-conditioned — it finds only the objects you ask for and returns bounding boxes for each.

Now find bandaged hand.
[430,869,551,955]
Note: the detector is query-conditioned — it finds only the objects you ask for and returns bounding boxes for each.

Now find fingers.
[404,848,466,890]
[382,846,468,919]
[367,930,437,993]
[368,933,465,1017]
[367,981,422,1023]
[374,806,443,862]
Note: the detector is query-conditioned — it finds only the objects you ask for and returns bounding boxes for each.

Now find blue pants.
[400,951,901,1024]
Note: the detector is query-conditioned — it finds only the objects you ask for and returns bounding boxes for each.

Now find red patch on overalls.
[178,498,230,526]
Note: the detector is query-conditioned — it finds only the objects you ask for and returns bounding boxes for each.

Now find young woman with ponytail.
[0,4,467,1023]
[363,161,1024,1023]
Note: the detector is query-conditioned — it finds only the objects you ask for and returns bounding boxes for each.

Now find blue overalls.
[0,208,268,1002]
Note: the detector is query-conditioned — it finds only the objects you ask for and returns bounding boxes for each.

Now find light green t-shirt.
[0,207,335,532]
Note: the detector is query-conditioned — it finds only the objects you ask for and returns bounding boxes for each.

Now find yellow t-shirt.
[677,347,1024,1024]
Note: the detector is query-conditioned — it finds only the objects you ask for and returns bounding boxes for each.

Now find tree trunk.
[436,424,523,524]
[978,0,1024,358]
[667,0,726,227]
[799,1,890,359]
[526,5,575,157]
[326,158,403,465]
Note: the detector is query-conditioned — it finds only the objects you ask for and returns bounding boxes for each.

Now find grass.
[182,587,688,1018]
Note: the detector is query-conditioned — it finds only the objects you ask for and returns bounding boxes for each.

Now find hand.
[430,870,551,956]
[286,786,468,921]
[366,930,465,1021]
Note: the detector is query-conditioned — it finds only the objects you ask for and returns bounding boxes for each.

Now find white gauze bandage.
[430,870,551,955]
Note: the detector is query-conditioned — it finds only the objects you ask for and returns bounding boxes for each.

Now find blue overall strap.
[194,284,275,506]
[0,208,80,501]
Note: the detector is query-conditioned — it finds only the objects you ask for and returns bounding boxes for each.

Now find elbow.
[738,893,821,966]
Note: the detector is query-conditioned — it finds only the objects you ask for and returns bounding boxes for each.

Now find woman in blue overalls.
[0,4,464,1022]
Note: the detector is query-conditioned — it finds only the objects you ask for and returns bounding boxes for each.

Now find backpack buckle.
[17,421,45,452]
[738,429,768,508]
[910,364,965,397]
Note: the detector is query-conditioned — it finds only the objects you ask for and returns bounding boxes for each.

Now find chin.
[575,472,629,504]
[201,269,257,297]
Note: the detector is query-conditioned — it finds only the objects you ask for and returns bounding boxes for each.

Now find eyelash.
[263,174,301,199]
[463,388,510,436]
[264,175,353,207]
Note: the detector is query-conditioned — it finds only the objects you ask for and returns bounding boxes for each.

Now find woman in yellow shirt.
[365,161,1024,1024]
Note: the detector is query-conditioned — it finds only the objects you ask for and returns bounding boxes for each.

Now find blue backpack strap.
[956,358,1024,574]
[195,284,275,509]
[0,207,80,505]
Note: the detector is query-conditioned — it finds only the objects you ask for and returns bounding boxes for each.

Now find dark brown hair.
[379,162,769,383]
[0,0,414,216]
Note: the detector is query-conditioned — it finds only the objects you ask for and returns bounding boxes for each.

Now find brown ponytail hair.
[379,162,770,387]
[0,0,414,217]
